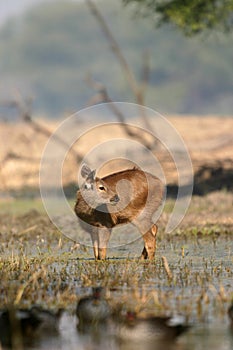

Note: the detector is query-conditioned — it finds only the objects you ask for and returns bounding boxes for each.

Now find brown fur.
[74,166,163,260]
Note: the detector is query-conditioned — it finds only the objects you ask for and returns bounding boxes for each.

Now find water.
[0,225,232,350]
[8,313,232,350]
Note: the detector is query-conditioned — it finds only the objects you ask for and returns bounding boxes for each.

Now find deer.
[74,164,164,260]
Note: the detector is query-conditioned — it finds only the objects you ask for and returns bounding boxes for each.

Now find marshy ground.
[0,191,232,349]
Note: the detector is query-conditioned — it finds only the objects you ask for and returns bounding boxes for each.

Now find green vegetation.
[0,198,45,214]
[123,0,233,36]
[0,0,233,116]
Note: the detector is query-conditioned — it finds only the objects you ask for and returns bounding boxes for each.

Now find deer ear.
[81,164,92,179]
[84,170,96,189]
[86,170,96,183]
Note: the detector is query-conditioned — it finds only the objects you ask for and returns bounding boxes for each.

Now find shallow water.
[61,234,232,350]
[1,227,232,350]
[8,313,233,350]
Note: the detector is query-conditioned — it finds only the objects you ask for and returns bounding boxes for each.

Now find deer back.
[75,166,163,228]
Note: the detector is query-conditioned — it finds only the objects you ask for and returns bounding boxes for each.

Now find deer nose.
[110,194,120,203]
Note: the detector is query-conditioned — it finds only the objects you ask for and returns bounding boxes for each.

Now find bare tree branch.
[86,75,155,150]
[86,0,139,98]
[85,0,157,139]
[140,49,151,100]
[1,94,83,163]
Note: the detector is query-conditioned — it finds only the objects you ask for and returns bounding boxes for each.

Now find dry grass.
[0,192,232,324]
[0,116,232,342]
[0,116,232,191]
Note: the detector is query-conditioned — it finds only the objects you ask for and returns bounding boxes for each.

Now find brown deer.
[74,164,163,260]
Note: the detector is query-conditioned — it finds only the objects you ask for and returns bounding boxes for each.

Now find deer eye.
[98,185,106,191]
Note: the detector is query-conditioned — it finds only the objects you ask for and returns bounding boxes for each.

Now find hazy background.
[0,0,232,118]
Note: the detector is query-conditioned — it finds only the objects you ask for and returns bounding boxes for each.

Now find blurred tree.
[0,0,233,116]
[123,0,233,36]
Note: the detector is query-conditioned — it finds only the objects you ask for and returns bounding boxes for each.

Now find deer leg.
[97,228,111,260]
[90,229,99,260]
[133,220,158,260]
[140,224,157,260]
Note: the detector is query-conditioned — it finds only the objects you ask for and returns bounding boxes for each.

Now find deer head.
[80,164,119,208]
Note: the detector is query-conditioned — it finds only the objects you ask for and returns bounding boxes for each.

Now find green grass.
[0,198,45,215]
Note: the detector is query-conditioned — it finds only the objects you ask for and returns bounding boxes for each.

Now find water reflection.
[0,306,62,349]
[228,303,233,332]
[76,287,111,332]
[1,310,233,350]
